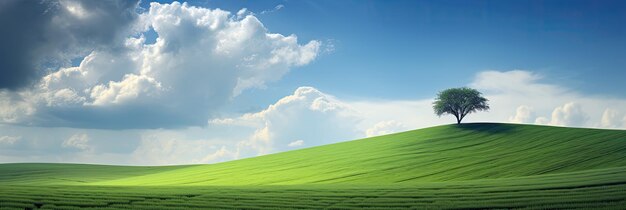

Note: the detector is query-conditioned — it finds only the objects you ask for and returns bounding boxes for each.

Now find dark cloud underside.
[0,0,139,90]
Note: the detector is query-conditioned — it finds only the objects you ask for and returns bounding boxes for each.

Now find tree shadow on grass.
[454,123,518,134]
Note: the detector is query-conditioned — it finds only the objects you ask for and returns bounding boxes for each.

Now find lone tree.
[433,87,490,124]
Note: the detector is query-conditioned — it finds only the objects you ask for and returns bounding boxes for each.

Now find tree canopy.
[433,87,490,124]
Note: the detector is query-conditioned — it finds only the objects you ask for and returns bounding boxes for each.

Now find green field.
[1,123,626,209]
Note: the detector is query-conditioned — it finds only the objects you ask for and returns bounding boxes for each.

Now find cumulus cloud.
[62,133,92,151]
[508,105,535,124]
[527,102,588,127]
[365,120,408,137]
[0,0,140,89]
[534,117,550,125]
[212,87,361,156]
[601,109,626,128]
[0,2,320,129]
[547,102,588,126]
[89,74,163,106]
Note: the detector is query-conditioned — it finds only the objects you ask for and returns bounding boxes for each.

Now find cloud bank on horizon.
[0,1,625,165]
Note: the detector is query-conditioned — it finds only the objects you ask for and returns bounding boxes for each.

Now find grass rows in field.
[2,181,626,209]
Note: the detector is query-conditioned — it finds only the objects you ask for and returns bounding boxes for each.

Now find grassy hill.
[1,123,626,209]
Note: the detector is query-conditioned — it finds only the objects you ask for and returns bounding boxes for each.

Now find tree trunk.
[455,115,461,124]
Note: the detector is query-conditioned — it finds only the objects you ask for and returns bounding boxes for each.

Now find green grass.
[1,123,626,209]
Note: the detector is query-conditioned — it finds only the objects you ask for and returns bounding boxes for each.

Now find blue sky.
[168,0,626,100]
[0,0,625,165]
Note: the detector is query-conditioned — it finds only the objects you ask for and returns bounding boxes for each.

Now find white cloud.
[548,102,588,126]
[365,120,408,137]
[62,133,92,151]
[0,2,320,129]
[0,136,21,145]
[508,105,535,124]
[535,117,550,125]
[519,102,589,127]
[50,89,86,106]
[287,140,304,147]
[601,108,626,128]
[89,74,163,106]
[212,87,361,156]
[471,70,566,97]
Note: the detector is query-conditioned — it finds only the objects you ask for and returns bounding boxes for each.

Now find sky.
[0,0,625,165]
